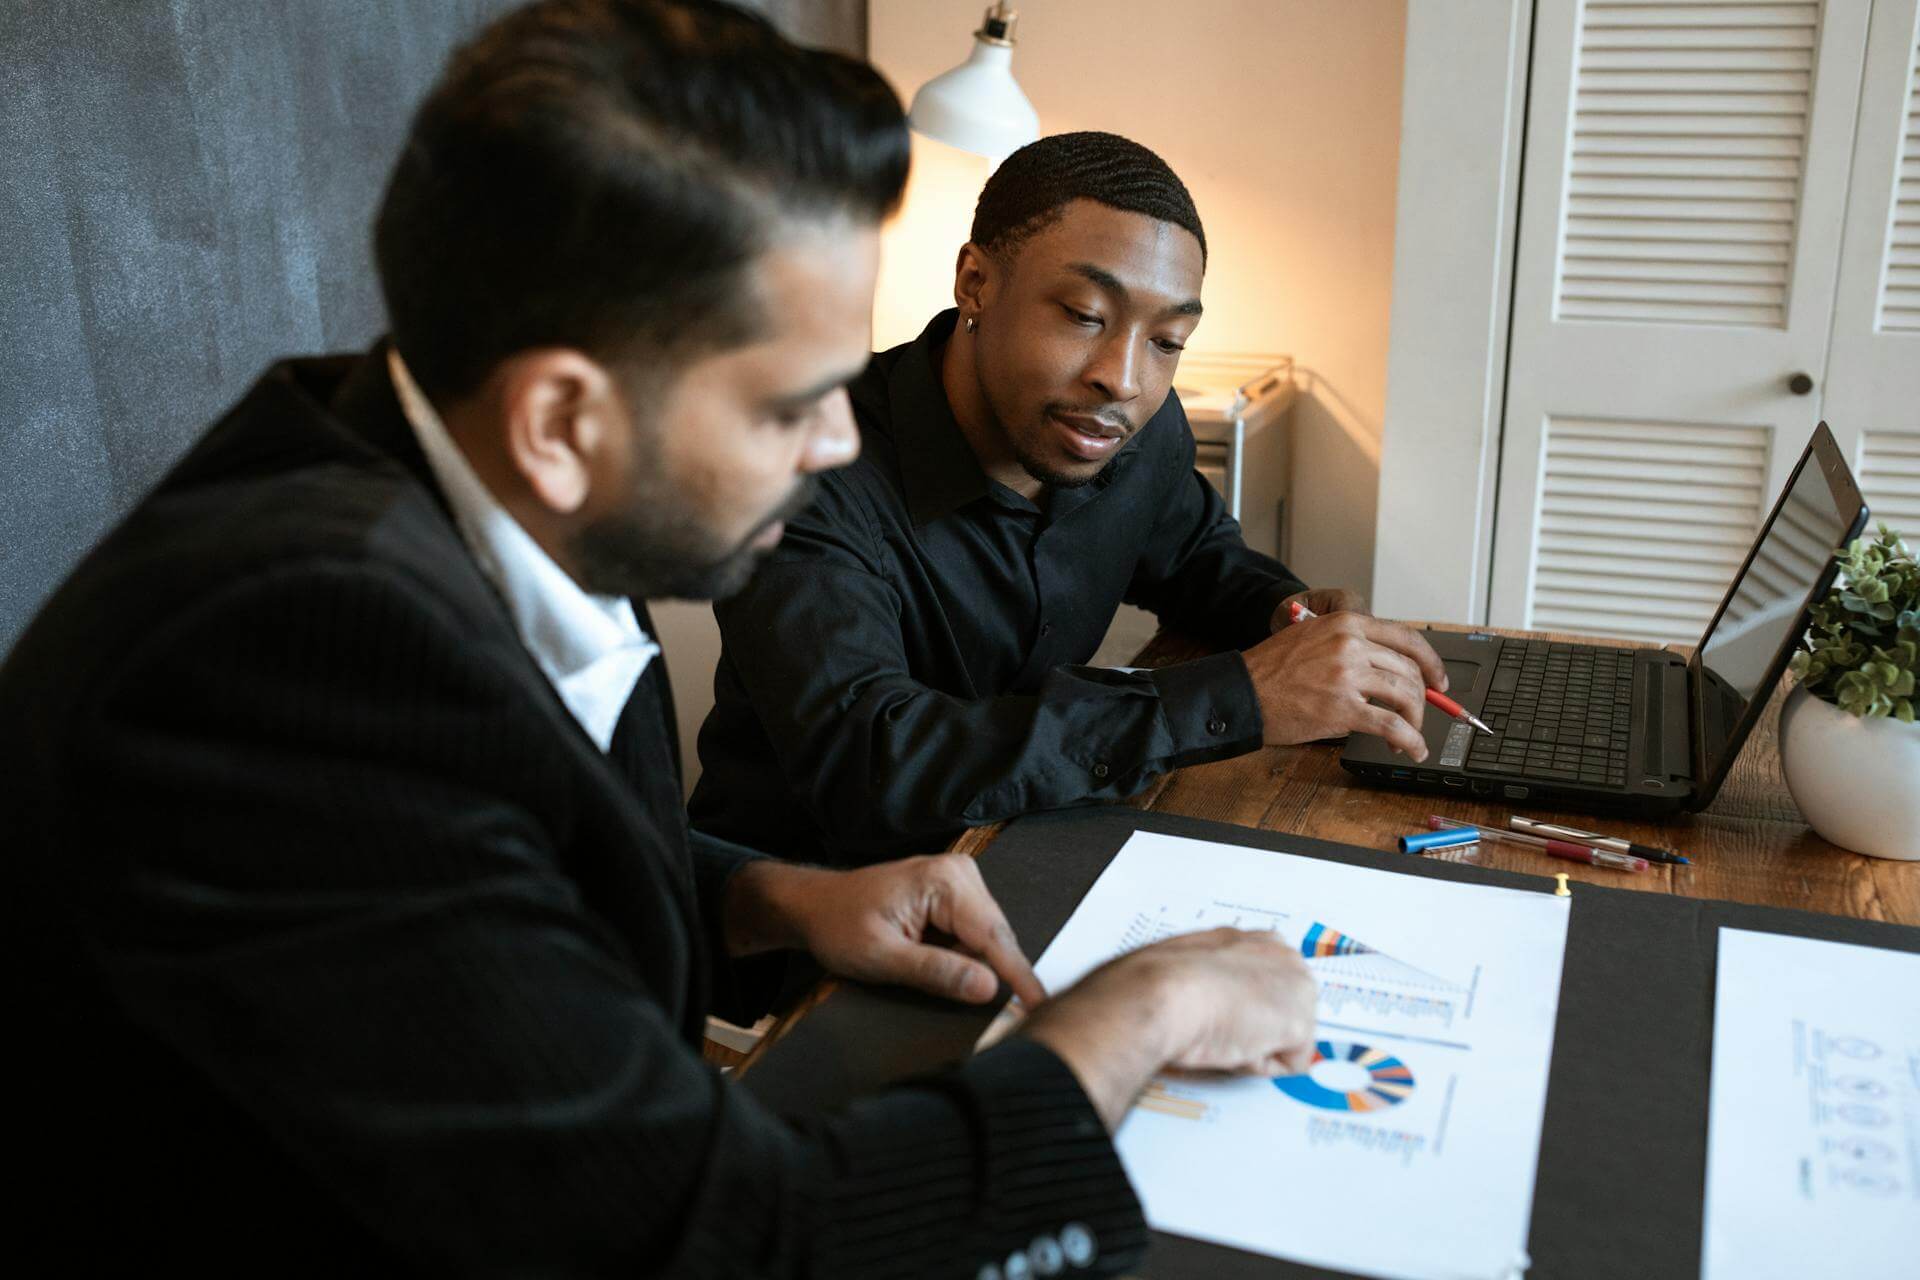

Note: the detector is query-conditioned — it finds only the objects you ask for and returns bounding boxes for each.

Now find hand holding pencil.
[1238,593,1451,761]
[1286,600,1492,737]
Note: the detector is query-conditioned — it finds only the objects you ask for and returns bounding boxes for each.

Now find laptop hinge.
[1636,654,1691,782]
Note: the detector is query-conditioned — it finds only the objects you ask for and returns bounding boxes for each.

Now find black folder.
[742,808,1920,1278]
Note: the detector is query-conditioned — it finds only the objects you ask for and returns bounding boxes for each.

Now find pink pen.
[1287,600,1493,736]
[1428,817,1649,872]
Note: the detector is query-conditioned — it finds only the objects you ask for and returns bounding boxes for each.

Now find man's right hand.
[1242,611,1447,761]
[1019,927,1318,1131]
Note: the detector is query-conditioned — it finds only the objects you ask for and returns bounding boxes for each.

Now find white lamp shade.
[906,37,1039,162]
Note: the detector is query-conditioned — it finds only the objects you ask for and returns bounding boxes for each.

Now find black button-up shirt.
[689,310,1306,864]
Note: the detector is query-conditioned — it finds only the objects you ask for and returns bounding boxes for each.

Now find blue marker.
[1398,826,1482,855]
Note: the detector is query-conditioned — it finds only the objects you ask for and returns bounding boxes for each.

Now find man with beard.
[692,132,1448,866]
[1,5,1319,1274]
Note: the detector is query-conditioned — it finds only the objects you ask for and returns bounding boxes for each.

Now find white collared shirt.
[388,348,658,752]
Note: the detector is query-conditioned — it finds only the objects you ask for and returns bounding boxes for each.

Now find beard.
[1010,433,1102,490]
[982,375,1134,490]
[570,472,820,602]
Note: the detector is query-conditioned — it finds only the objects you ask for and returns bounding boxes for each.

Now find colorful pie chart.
[1273,1040,1416,1112]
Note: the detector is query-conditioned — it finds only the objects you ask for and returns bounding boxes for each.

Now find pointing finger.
[938,859,1046,1006]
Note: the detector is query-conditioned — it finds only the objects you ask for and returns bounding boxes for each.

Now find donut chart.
[1273,1040,1416,1112]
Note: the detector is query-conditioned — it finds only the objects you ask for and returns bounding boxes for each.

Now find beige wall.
[869,0,1407,595]
[666,0,1409,793]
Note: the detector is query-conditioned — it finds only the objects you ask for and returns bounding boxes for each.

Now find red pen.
[1287,600,1493,736]
[1428,817,1649,872]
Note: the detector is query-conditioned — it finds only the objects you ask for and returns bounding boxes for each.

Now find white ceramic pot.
[1778,684,1920,860]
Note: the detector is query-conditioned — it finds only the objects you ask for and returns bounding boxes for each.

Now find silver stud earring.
[964,315,978,334]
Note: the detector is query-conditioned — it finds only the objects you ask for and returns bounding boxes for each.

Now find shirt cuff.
[810,1036,1150,1279]
[1148,650,1265,765]
[961,1038,1150,1277]
[689,830,792,1025]
[1244,579,1308,644]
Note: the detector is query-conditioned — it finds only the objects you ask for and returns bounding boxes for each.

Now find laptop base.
[1340,630,1696,818]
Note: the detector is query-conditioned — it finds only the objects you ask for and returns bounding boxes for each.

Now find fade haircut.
[375,0,909,401]
[969,131,1206,267]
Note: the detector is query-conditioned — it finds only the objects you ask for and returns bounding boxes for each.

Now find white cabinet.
[1376,0,1919,633]
[1489,0,1920,645]
[1821,1,1920,541]
[1476,0,1920,645]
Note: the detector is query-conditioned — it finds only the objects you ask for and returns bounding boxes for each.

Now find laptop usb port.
[1391,768,1412,780]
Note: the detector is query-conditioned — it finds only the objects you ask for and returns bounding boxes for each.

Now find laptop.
[1342,422,1869,816]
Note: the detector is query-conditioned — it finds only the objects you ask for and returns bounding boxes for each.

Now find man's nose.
[801,388,859,473]
[1084,332,1142,405]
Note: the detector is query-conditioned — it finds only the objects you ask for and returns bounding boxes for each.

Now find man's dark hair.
[969,130,1206,267]
[375,0,909,400]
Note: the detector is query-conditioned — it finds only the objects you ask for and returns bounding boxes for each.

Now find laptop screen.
[1692,427,1867,788]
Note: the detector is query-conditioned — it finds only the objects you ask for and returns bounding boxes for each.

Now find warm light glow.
[872,132,993,351]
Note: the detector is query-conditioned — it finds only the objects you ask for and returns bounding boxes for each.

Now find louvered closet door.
[1822,0,1920,545]
[1490,0,1873,644]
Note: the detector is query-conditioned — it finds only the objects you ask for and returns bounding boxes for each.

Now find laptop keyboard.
[1464,641,1634,787]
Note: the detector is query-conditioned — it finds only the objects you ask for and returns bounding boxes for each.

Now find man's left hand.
[725,856,1045,1006]
[1273,586,1370,632]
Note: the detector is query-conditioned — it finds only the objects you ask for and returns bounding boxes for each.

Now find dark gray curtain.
[0,0,866,656]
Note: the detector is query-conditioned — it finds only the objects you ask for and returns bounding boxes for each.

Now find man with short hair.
[3,5,1317,1274]
[692,131,1447,867]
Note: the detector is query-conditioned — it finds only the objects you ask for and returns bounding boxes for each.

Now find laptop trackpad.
[1443,658,1482,696]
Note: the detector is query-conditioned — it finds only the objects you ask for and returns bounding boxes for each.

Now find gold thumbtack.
[1554,872,1571,898]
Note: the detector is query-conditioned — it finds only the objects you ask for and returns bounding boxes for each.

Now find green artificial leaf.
[1796,525,1920,720]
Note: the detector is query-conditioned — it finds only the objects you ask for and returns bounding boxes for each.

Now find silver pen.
[1509,816,1689,865]
[1431,817,1648,872]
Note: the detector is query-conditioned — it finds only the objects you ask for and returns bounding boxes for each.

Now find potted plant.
[1780,524,1920,860]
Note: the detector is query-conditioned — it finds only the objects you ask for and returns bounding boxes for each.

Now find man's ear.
[953,242,999,320]
[495,349,622,515]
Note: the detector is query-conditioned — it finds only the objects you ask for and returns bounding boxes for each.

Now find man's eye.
[1154,338,1186,354]
[1063,305,1101,327]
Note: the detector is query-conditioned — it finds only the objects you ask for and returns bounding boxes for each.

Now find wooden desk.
[728,625,1920,1073]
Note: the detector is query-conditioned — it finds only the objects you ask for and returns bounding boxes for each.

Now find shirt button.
[1091,762,1109,780]
[1207,717,1227,735]
[1039,621,1053,637]
[1060,1223,1097,1267]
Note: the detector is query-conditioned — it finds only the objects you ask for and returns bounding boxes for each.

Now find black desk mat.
[743,807,1920,1278]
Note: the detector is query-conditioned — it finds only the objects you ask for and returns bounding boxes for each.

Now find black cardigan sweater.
[0,348,1145,1277]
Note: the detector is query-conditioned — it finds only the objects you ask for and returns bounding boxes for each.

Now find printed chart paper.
[1702,929,1920,1280]
[1024,831,1571,1280]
